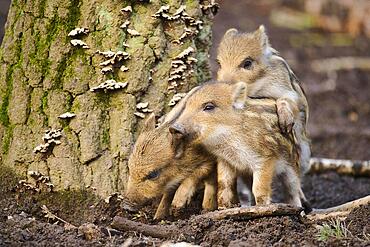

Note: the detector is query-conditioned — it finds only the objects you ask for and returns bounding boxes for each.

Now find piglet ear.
[162,86,200,124]
[222,28,238,39]
[232,82,248,110]
[142,113,156,131]
[254,25,270,49]
[169,123,187,159]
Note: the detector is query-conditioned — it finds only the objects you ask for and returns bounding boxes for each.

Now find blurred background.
[1,0,369,160]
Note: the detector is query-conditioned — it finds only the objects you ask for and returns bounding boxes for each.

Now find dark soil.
[1,0,370,246]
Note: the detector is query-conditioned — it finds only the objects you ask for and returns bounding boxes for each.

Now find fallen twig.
[313,195,370,214]
[308,211,350,221]
[308,158,370,177]
[309,195,370,220]
[193,203,303,221]
[41,205,76,229]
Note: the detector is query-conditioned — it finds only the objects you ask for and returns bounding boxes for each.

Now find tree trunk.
[0,0,215,197]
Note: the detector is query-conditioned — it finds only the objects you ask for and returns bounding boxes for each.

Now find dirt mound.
[346,205,370,237]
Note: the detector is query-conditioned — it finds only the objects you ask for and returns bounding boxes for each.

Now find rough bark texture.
[0,0,214,197]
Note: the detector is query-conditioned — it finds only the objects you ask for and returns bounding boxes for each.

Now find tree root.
[193,203,303,221]
[309,195,370,220]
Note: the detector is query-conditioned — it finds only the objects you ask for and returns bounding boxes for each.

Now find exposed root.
[309,195,370,220]
[193,204,303,221]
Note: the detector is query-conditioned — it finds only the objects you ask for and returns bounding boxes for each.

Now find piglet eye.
[203,102,216,111]
[216,59,221,67]
[242,58,253,70]
[146,170,160,180]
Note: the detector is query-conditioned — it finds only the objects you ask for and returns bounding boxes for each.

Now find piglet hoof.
[171,197,189,209]
[171,186,194,209]
[217,191,239,209]
[153,211,168,221]
[255,196,271,206]
[302,200,312,214]
[202,198,217,211]
[276,99,294,133]
[153,208,169,220]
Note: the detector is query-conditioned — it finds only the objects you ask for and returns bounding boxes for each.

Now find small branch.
[307,211,350,221]
[308,158,370,176]
[308,195,370,220]
[313,195,370,214]
[41,205,76,229]
[111,216,180,239]
[193,204,303,221]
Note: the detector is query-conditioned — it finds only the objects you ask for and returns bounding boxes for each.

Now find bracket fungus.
[127,28,141,36]
[97,50,130,65]
[176,47,195,58]
[173,27,196,44]
[34,129,62,153]
[68,27,89,37]
[96,50,116,58]
[168,47,197,91]
[120,20,130,29]
[90,79,128,92]
[28,171,54,190]
[120,65,129,72]
[152,5,192,22]
[152,5,171,19]
[148,69,154,82]
[70,39,89,49]
[58,112,76,119]
[134,112,145,119]
[96,50,130,74]
[121,6,133,13]
[15,171,54,193]
[168,93,187,106]
[16,180,39,192]
[152,5,204,44]
[136,102,149,110]
[101,67,113,74]
[135,102,153,118]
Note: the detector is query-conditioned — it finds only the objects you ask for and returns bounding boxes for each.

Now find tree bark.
[0,0,215,196]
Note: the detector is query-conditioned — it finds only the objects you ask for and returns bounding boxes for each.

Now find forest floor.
[1,0,370,246]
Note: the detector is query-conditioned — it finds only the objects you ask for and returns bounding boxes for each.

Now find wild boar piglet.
[170,81,310,211]
[217,26,310,175]
[126,113,217,220]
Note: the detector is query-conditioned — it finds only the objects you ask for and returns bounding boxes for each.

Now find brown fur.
[170,81,308,208]
[126,113,217,220]
[216,26,311,207]
[217,26,310,170]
